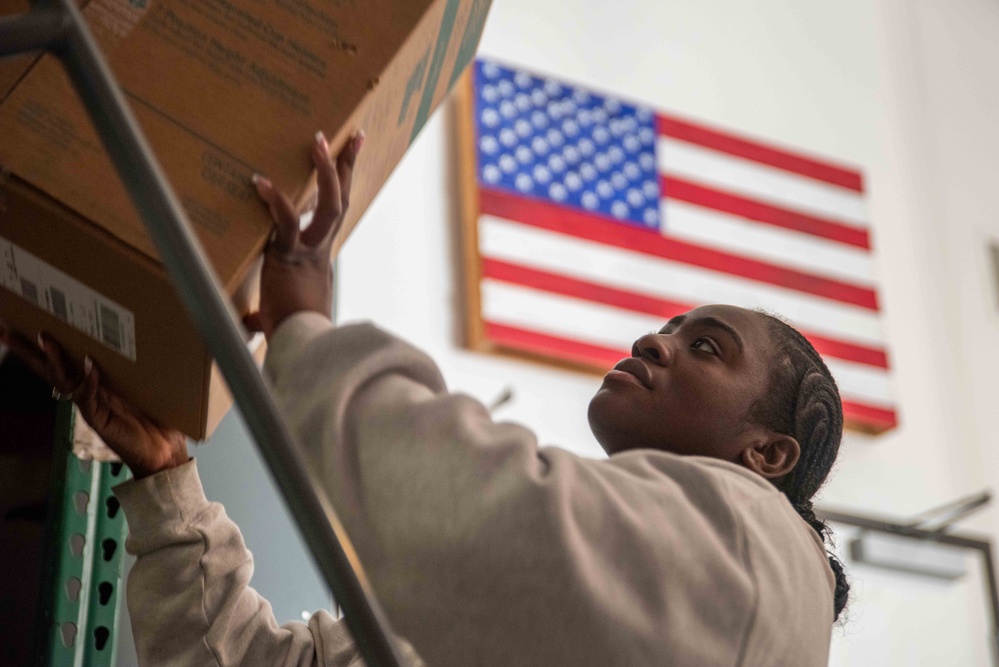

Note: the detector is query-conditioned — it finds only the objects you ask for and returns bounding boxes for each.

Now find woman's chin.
[588,394,643,454]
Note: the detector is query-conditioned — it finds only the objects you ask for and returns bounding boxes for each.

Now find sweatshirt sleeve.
[113,460,422,667]
[261,314,551,567]
[262,315,578,663]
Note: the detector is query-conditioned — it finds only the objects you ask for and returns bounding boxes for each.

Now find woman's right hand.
[244,130,363,339]
[0,328,189,480]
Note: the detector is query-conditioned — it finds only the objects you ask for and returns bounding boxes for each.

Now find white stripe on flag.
[481,279,891,406]
[479,215,885,347]
[658,137,869,227]
[661,199,875,286]
[824,358,895,408]
[482,278,652,351]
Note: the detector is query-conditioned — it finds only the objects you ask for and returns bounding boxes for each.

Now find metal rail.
[819,506,999,664]
[2,1,407,664]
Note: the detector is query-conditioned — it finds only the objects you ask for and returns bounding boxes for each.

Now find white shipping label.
[0,236,137,361]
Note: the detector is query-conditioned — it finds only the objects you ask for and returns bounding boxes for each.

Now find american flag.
[463,58,896,433]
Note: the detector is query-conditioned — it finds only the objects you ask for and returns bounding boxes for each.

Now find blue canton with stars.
[473,59,661,229]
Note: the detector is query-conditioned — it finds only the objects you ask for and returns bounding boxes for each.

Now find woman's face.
[588,304,778,460]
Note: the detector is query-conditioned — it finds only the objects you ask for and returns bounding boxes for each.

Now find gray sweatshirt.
[114,313,835,666]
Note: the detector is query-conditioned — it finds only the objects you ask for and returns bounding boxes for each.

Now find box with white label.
[0,176,261,438]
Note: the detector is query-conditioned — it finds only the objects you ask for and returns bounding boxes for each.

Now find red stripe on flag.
[663,177,871,250]
[482,257,889,368]
[485,321,897,432]
[806,333,889,368]
[657,114,864,192]
[485,321,625,369]
[479,187,880,311]
[842,400,898,432]
[483,258,693,319]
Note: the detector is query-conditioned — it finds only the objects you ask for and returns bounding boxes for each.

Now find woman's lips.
[604,369,646,388]
[606,358,653,389]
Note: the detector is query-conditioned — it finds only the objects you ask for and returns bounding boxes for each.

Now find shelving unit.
[35,402,129,666]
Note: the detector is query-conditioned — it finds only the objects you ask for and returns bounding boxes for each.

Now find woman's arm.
[1,325,392,666]
[114,461,372,667]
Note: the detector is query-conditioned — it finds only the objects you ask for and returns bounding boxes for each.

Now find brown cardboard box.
[0,0,491,438]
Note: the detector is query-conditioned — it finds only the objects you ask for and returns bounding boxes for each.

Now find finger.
[302,131,342,247]
[336,130,364,212]
[253,174,299,252]
[1,328,54,384]
[242,312,263,333]
[75,360,122,442]
[75,356,102,425]
[37,332,82,393]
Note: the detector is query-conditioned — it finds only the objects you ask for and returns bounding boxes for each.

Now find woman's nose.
[632,333,673,366]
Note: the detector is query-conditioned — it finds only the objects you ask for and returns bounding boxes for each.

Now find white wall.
[118,0,999,664]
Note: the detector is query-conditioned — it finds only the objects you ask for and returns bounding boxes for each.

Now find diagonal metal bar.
[904,490,991,533]
[10,0,408,664]
[0,9,68,58]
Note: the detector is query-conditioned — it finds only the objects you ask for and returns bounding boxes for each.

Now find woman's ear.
[740,434,801,479]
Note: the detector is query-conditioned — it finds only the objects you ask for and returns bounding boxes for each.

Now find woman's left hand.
[0,328,189,479]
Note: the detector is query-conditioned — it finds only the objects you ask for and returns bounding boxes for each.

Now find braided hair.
[750,313,850,621]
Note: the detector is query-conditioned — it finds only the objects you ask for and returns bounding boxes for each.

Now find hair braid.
[753,313,850,621]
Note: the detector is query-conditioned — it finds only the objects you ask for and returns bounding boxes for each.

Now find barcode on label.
[99,304,122,352]
[51,288,68,322]
[2,236,137,361]
[20,277,38,304]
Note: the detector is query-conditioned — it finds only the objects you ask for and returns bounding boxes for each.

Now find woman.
[3,130,847,666]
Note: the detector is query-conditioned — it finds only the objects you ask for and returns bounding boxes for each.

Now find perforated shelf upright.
[34,401,130,666]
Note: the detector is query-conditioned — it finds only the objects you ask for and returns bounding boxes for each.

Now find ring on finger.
[52,382,82,401]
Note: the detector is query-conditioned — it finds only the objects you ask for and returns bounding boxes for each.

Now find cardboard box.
[0,0,491,439]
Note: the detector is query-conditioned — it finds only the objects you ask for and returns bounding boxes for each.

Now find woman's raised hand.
[0,329,189,480]
[244,130,365,339]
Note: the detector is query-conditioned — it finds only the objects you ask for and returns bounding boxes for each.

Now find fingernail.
[353,130,366,153]
[315,130,329,152]
[251,173,270,187]
[84,355,93,376]
[37,332,45,349]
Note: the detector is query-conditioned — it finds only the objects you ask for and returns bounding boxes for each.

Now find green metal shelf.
[35,401,129,667]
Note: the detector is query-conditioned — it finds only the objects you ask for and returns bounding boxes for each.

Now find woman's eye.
[691,338,719,355]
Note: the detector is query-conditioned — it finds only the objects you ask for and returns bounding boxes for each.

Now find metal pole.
[0,9,68,57]
[32,0,406,664]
